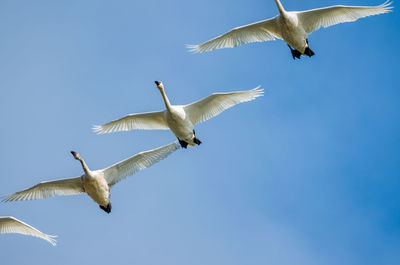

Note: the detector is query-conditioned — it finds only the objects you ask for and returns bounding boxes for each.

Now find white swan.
[93,81,263,148]
[2,141,180,213]
[187,0,393,59]
[0,216,56,246]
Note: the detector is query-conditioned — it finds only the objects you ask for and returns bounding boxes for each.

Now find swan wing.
[2,177,84,202]
[187,17,281,53]
[184,86,263,125]
[93,111,169,134]
[0,217,57,246]
[103,141,181,187]
[298,1,393,34]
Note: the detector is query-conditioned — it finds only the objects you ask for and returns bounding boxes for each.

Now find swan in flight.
[2,141,180,213]
[0,216,57,246]
[187,0,393,59]
[93,81,263,148]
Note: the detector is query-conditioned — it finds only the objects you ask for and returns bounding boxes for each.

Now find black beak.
[71,151,76,156]
[155,81,160,86]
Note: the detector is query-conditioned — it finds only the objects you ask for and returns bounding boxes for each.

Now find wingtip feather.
[186,44,201,54]
[250,86,264,97]
[46,235,57,246]
[1,194,10,203]
[92,125,105,134]
[377,0,394,12]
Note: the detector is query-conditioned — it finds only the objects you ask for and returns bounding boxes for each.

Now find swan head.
[155,80,164,91]
[71,151,81,160]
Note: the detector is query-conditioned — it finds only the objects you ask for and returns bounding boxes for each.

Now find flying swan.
[187,0,393,59]
[2,141,180,213]
[0,216,57,246]
[93,81,263,148]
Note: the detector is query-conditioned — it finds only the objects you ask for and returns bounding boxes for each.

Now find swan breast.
[83,172,110,207]
[165,106,194,139]
[280,12,307,52]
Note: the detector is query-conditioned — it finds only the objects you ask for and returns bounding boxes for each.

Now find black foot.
[304,47,315,57]
[288,45,301,60]
[100,203,112,214]
[194,137,202,145]
[192,130,201,145]
[178,138,188,149]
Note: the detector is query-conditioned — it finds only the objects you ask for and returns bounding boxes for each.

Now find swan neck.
[160,88,172,110]
[79,158,92,177]
[274,0,285,13]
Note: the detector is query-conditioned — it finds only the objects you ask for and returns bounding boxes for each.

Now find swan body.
[164,105,196,146]
[278,12,307,53]
[82,170,110,209]
[2,141,180,213]
[94,81,263,148]
[188,0,393,59]
[0,216,56,246]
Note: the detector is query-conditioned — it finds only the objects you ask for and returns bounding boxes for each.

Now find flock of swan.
[188,0,392,59]
[0,0,393,246]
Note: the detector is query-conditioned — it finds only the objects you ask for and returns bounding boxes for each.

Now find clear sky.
[0,0,399,264]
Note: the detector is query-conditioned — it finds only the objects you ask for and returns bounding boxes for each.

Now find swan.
[2,141,180,213]
[187,0,393,59]
[93,81,263,148]
[0,216,56,246]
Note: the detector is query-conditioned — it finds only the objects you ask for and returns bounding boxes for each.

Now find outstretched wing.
[0,216,57,246]
[187,17,281,53]
[102,141,181,187]
[184,86,263,125]
[298,1,392,34]
[93,111,169,134]
[2,177,84,202]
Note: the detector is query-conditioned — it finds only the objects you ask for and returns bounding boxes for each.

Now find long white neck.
[79,158,92,177]
[274,0,285,14]
[159,88,172,110]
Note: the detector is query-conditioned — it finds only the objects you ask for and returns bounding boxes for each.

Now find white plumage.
[94,81,263,148]
[188,0,392,58]
[102,142,180,187]
[2,142,180,213]
[187,18,280,53]
[0,216,57,246]
[93,111,169,134]
[2,178,84,202]
[184,88,264,124]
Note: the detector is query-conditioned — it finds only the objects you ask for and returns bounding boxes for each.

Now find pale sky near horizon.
[0,0,399,264]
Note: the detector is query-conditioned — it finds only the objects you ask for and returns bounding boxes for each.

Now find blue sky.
[0,0,399,264]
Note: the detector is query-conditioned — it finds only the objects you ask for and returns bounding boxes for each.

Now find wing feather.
[298,1,393,34]
[93,111,169,134]
[0,216,57,246]
[184,86,263,125]
[2,177,84,202]
[103,141,181,187]
[187,18,281,53]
